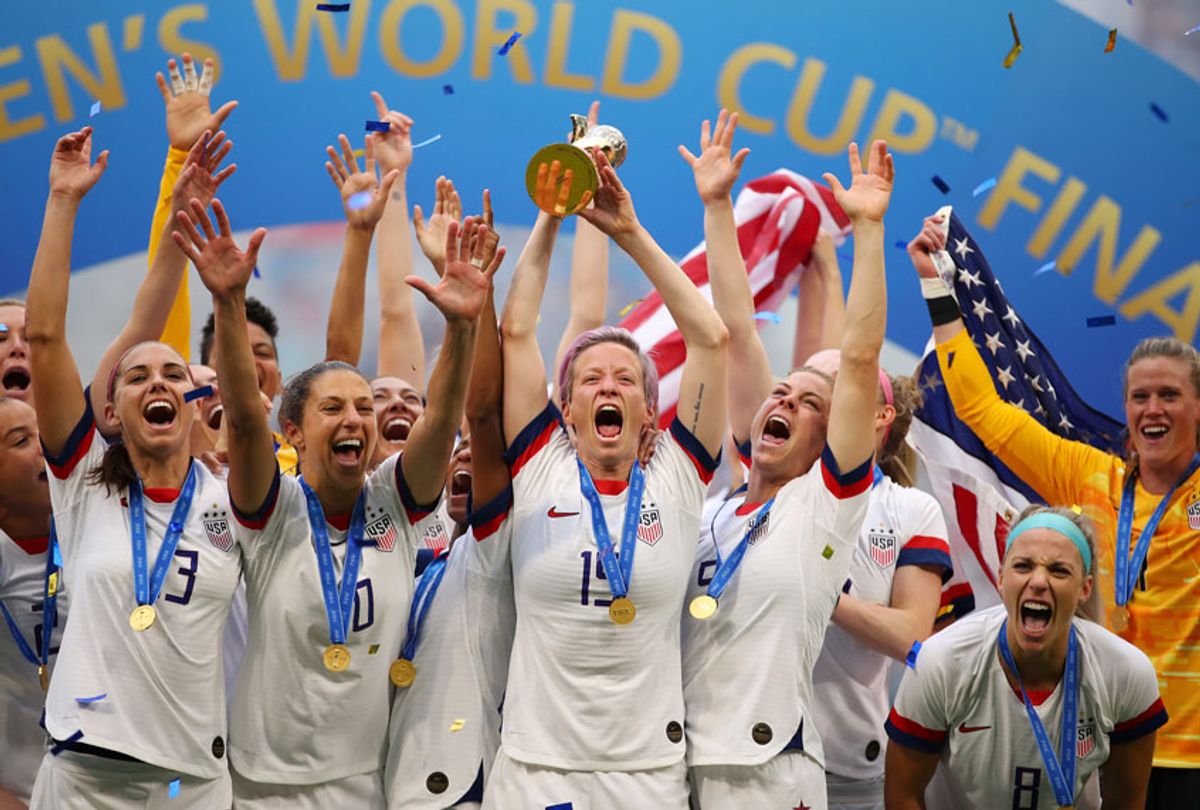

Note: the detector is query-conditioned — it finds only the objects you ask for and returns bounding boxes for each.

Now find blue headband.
[1005,513,1092,572]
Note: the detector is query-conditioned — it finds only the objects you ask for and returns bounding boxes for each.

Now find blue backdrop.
[1,0,1197,416]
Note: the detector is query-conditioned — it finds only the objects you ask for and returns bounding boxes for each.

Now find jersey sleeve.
[377,452,442,527]
[937,329,1114,507]
[885,644,951,754]
[796,445,873,558]
[41,389,105,510]
[466,484,514,579]
[896,491,953,583]
[148,147,190,358]
[666,417,721,487]
[231,466,295,576]
[504,401,563,483]
[1108,643,1169,745]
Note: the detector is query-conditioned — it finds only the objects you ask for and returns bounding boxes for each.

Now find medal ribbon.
[997,620,1078,807]
[129,463,197,608]
[0,523,59,669]
[703,496,775,603]
[576,459,645,600]
[1114,453,1200,607]
[299,477,366,645]
[400,550,449,661]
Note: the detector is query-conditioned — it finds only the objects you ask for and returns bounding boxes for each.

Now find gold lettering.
[0,46,45,142]
[784,58,873,155]
[600,9,681,100]
[1026,177,1087,261]
[380,0,464,77]
[865,89,935,154]
[35,23,125,123]
[471,0,536,83]
[1119,262,1200,344]
[716,43,796,135]
[544,1,593,92]
[158,5,221,81]
[976,146,1060,231]
[1056,196,1161,304]
[253,0,371,81]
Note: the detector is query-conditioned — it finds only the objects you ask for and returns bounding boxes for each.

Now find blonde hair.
[879,374,921,487]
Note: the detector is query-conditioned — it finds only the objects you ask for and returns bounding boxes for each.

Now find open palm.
[48,128,108,200]
[171,130,236,210]
[679,109,750,204]
[408,218,504,322]
[823,140,894,223]
[156,54,237,152]
[173,198,265,299]
[325,133,398,229]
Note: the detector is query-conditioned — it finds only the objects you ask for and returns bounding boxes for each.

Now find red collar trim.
[1010,683,1055,706]
[143,487,181,504]
[10,535,49,555]
[327,513,352,531]
[594,479,629,495]
[735,500,765,517]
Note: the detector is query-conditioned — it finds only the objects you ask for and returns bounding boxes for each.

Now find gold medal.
[323,643,351,672]
[129,604,156,632]
[1058,806,1074,810]
[390,658,416,688]
[38,664,48,692]
[1110,606,1129,633]
[689,595,718,621]
[609,596,636,625]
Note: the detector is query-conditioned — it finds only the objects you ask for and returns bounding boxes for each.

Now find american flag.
[908,208,1124,622]
[617,170,851,427]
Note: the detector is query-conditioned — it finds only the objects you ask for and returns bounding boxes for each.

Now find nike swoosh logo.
[547,507,580,519]
[958,723,991,733]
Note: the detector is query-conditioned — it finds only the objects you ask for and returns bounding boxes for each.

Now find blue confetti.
[53,542,62,567]
[183,385,214,404]
[497,31,522,55]
[50,730,84,755]
[1087,315,1116,328]
[753,311,782,324]
[316,2,350,10]
[90,100,102,117]
[253,267,262,279]
[972,177,997,197]
[0,323,8,332]
[1034,261,1057,276]
[76,693,107,705]
[412,133,442,149]
[365,120,390,132]
[931,175,950,194]
[905,640,922,670]
[347,191,372,211]
[893,240,908,250]
[1149,103,1168,122]
[842,578,852,594]
[168,779,181,799]
[545,804,574,810]
[443,84,454,95]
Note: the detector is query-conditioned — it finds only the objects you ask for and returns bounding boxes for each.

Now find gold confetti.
[368,644,380,655]
[618,299,643,318]
[1070,504,1083,515]
[1105,28,1117,53]
[1003,12,1023,69]
[352,148,365,159]
[449,718,465,732]
[822,544,834,560]
[48,572,58,596]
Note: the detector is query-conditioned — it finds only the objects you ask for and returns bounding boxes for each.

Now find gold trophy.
[525,114,628,216]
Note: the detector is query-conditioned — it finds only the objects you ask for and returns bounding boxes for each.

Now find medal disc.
[689,595,718,621]
[38,665,48,692]
[1110,606,1129,633]
[323,644,351,672]
[609,596,636,625]
[129,604,156,632]
[390,658,416,688]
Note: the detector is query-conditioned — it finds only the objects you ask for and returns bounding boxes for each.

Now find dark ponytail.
[86,441,139,495]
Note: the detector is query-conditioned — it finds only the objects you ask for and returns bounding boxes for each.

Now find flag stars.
[1002,306,1021,328]
[958,267,983,289]
[1015,339,1036,361]
[984,332,1005,355]
[996,366,1016,388]
[1059,414,1074,432]
[954,237,974,260]
[1030,375,1043,393]
[920,373,945,397]
[971,298,994,321]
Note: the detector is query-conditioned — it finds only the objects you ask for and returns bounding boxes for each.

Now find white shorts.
[825,771,883,810]
[689,751,826,810]
[30,748,231,810]
[483,747,689,810]
[231,764,384,809]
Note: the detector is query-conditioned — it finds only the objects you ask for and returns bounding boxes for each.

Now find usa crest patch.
[421,519,449,552]
[746,512,771,546]
[638,505,663,546]
[201,507,233,552]
[1076,718,1096,758]
[364,509,399,552]
[1188,496,1200,531]
[869,531,896,568]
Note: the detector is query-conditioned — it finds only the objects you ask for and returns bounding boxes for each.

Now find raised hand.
[532,159,591,218]
[575,150,635,237]
[368,90,414,174]
[907,214,947,279]
[48,127,108,200]
[171,130,236,211]
[822,140,894,224]
[155,53,237,152]
[172,198,266,300]
[678,109,750,205]
[325,133,400,230]
[407,217,505,322]
[413,175,462,275]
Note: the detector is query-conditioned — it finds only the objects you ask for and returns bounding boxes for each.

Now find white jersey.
[384,489,516,808]
[682,447,873,768]
[43,412,241,778]
[229,452,431,784]
[811,475,952,779]
[887,605,1167,810]
[0,527,68,802]
[500,404,718,771]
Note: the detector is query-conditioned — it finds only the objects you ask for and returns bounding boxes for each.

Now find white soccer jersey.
[811,475,952,780]
[499,403,718,771]
[42,407,241,778]
[887,605,1167,810]
[229,452,431,784]
[682,446,873,769]
[384,488,516,808]
[0,527,68,802]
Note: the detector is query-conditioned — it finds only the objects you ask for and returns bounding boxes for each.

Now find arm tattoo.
[691,383,705,433]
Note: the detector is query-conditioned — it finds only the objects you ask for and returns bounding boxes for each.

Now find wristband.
[919,275,952,299]
[926,295,961,326]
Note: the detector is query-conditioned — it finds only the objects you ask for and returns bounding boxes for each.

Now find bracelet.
[926,295,961,326]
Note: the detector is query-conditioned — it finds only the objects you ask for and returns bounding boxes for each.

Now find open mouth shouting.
[332,436,365,468]
[1139,423,1169,446]
[760,413,792,447]
[205,404,224,432]
[143,398,178,432]
[1,365,31,399]
[1018,598,1053,639]
[381,416,413,443]
[450,469,472,497]
[595,403,624,442]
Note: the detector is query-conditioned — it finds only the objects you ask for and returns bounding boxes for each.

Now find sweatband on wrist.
[1005,513,1092,572]
[925,296,961,326]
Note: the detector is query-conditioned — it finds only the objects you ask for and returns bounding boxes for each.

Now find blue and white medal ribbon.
[689,495,775,620]
[128,464,197,632]
[576,458,645,625]
[391,549,450,687]
[299,477,366,672]
[0,523,61,690]
[997,620,1079,808]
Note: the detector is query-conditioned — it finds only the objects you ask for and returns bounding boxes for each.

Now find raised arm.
[678,109,763,445]
[90,131,236,431]
[26,128,108,454]
[467,281,508,506]
[792,231,845,368]
[579,152,729,457]
[173,199,273,512]
[821,141,892,473]
[402,218,505,504]
[323,131,400,365]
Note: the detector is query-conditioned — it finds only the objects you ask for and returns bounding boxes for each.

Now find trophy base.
[525,143,600,216]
